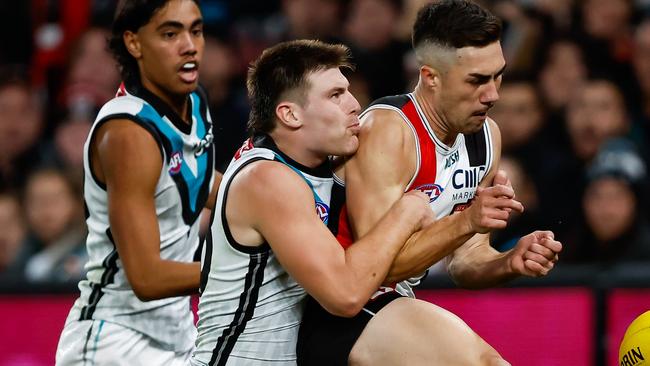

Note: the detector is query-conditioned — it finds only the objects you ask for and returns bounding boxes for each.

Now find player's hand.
[508,231,562,277]
[397,190,436,230]
[464,184,524,233]
[492,169,515,212]
[492,169,514,194]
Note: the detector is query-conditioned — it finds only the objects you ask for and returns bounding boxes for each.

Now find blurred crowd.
[1,0,650,285]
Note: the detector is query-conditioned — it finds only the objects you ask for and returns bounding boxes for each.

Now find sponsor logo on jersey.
[194,126,214,156]
[452,200,473,212]
[414,183,444,202]
[316,201,329,224]
[452,165,487,189]
[169,151,183,174]
[234,138,254,160]
[444,150,460,169]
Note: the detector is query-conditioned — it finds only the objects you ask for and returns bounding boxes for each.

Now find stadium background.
[1,0,650,365]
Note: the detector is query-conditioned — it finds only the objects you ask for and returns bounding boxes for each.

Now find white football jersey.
[66,82,215,352]
[192,135,333,366]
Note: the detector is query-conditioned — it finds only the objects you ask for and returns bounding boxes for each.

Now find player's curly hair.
[109,0,200,84]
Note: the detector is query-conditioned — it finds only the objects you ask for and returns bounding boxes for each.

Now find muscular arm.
[348,113,524,284]
[445,120,509,288]
[446,120,560,288]
[93,120,199,301]
[227,161,428,317]
[346,110,481,284]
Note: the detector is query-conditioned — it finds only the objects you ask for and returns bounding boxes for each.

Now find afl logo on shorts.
[414,183,444,202]
[315,201,329,224]
[169,152,183,174]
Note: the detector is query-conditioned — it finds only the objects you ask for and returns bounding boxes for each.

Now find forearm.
[343,201,423,304]
[130,260,201,301]
[447,243,518,289]
[384,213,473,284]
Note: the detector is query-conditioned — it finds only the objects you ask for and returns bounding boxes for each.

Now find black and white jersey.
[67,82,215,353]
[192,135,333,366]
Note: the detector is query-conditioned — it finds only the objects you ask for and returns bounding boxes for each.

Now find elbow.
[131,279,160,302]
[322,293,366,318]
[447,264,483,290]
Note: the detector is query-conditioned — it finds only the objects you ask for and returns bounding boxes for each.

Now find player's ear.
[276,102,302,129]
[420,65,441,90]
[124,31,142,59]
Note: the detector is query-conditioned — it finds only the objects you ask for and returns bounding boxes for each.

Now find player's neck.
[141,79,191,125]
[166,95,191,124]
[271,131,327,169]
[413,86,458,147]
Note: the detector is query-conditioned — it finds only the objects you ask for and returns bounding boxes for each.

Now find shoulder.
[359,107,414,159]
[95,95,146,123]
[367,94,412,109]
[232,160,312,200]
[94,118,161,158]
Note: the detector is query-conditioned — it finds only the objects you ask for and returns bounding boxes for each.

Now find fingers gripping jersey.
[331,93,494,297]
[193,135,334,366]
[68,82,215,352]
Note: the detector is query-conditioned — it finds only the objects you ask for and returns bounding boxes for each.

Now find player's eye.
[162,31,176,39]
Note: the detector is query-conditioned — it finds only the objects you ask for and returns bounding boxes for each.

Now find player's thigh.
[56,319,191,366]
[349,298,508,366]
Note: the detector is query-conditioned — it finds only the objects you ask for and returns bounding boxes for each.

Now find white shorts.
[56,318,192,366]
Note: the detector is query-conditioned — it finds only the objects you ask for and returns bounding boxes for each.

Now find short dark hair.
[412,0,502,50]
[109,0,200,84]
[246,39,352,134]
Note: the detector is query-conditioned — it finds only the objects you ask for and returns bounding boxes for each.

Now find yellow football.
[620,311,650,366]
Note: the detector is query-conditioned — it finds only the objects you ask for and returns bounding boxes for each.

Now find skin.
[225,67,433,316]
[90,0,222,301]
[584,177,636,242]
[344,41,562,365]
[348,41,561,287]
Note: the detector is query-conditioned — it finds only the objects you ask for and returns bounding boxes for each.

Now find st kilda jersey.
[329,93,494,297]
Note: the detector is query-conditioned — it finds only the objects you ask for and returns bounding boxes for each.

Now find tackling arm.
[228,161,430,317]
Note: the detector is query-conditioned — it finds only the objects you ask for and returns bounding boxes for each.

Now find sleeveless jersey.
[67,81,215,352]
[331,93,494,296]
[192,135,333,366]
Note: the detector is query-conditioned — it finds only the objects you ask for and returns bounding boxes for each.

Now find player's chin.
[174,78,199,94]
[338,135,359,156]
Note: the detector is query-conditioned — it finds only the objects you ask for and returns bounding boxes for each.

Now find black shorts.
[296,291,403,366]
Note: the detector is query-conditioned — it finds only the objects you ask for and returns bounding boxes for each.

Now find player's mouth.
[348,121,360,135]
[179,61,199,84]
[471,109,489,117]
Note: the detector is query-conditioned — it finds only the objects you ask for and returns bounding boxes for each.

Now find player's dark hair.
[109,0,200,84]
[246,39,353,135]
[412,0,502,50]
